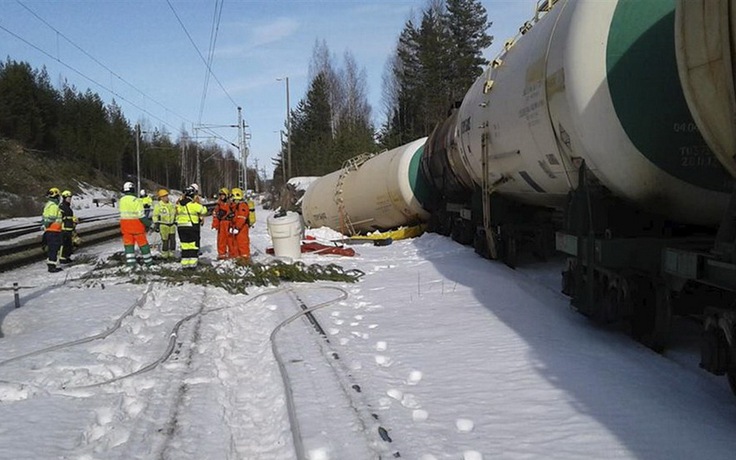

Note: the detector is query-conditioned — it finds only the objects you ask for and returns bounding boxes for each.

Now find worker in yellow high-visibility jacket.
[176,186,208,269]
[119,181,153,267]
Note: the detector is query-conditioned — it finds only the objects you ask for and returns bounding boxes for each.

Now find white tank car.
[301,138,431,234]
[454,0,734,225]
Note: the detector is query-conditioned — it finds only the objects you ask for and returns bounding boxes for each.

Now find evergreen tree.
[289,72,333,176]
[0,60,60,150]
[108,101,133,180]
[379,0,493,148]
[445,0,493,103]
[416,0,453,133]
[379,20,424,149]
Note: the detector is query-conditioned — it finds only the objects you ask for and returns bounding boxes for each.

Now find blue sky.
[1,0,534,179]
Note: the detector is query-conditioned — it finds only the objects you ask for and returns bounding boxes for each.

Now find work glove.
[230,228,239,235]
[154,223,160,233]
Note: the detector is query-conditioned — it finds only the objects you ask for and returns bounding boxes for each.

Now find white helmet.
[190,183,199,193]
[123,181,135,193]
[139,189,146,197]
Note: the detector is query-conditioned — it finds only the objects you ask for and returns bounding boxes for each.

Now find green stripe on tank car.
[408,143,433,207]
[606,0,731,193]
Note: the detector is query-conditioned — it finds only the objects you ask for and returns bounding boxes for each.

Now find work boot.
[48,265,62,273]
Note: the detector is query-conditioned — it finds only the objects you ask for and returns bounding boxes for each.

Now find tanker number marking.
[519,80,545,127]
[672,122,697,133]
[679,145,717,168]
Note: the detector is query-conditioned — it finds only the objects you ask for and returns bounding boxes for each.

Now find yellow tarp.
[350,224,426,241]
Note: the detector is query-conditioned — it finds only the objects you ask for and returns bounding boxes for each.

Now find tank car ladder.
[334,152,376,236]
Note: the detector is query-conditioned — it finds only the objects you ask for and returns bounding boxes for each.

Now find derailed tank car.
[301,0,736,393]
[301,138,431,234]
[424,0,736,392]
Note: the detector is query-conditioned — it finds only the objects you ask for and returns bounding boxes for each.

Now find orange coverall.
[230,201,250,259]
[212,199,233,259]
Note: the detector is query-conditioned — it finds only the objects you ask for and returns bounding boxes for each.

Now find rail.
[0,219,121,272]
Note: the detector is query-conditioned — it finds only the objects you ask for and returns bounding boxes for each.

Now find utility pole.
[195,126,201,190]
[238,107,248,192]
[279,130,287,184]
[180,133,187,188]
[286,77,292,180]
[277,76,292,180]
[135,123,141,193]
[254,158,260,193]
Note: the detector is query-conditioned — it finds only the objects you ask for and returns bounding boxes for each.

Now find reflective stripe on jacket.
[153,201,176,225]
[175,198,207,227]
[42,200,62,232]
[119,194,144,220]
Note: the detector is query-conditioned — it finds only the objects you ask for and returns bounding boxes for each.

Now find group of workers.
[42,182,255,273]
[41,187,77,272]
[211,186,256,261]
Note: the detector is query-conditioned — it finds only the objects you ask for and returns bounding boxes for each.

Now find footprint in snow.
[339,337,350,346]
[0,381,31,402]
[407,370,423,385]
[456,418,474,432]
[463,451,483,460]
[375,355,392,367]
[412,409,429,422]
[400,393,420,409]
[333,319,344,325]
[386,388,403,400]
[354,314,364,320]
[375,341,387,351]
[328,328,340,336]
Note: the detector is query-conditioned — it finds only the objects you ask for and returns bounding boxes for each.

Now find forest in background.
[0,0,493,214]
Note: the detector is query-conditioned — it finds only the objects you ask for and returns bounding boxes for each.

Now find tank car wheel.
[561,265,575,297]
[597,286,620,324]
[631,281,672,353]
[502,235,517,269]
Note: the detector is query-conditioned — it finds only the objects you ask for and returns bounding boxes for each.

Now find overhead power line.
[166,0,238,109]
[3,1,245,151]
[198,0,225,124]
[15,0,195,129]
[0,22,183,134]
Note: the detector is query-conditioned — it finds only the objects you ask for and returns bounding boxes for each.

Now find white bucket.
[267,211,302,260]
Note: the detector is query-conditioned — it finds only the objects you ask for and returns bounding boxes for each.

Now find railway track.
[0,205,214,272]
[0,217,121,272]
[0,277,393,458]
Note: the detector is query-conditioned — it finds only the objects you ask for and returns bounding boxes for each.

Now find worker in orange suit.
[228,187,251,262]
[211,187,233,259]
[119,181,153,267]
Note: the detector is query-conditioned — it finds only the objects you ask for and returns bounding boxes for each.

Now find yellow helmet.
[157,189,169,198]
[46,187,60,198]
[219,187,229,196]
[61,190,72,198]
[230,187,244,200]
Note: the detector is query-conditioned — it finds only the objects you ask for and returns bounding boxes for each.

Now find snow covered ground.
[1,204,736,459]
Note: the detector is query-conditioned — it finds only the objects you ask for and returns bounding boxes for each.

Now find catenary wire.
[15,0,195,129]
[166,0,238,108]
